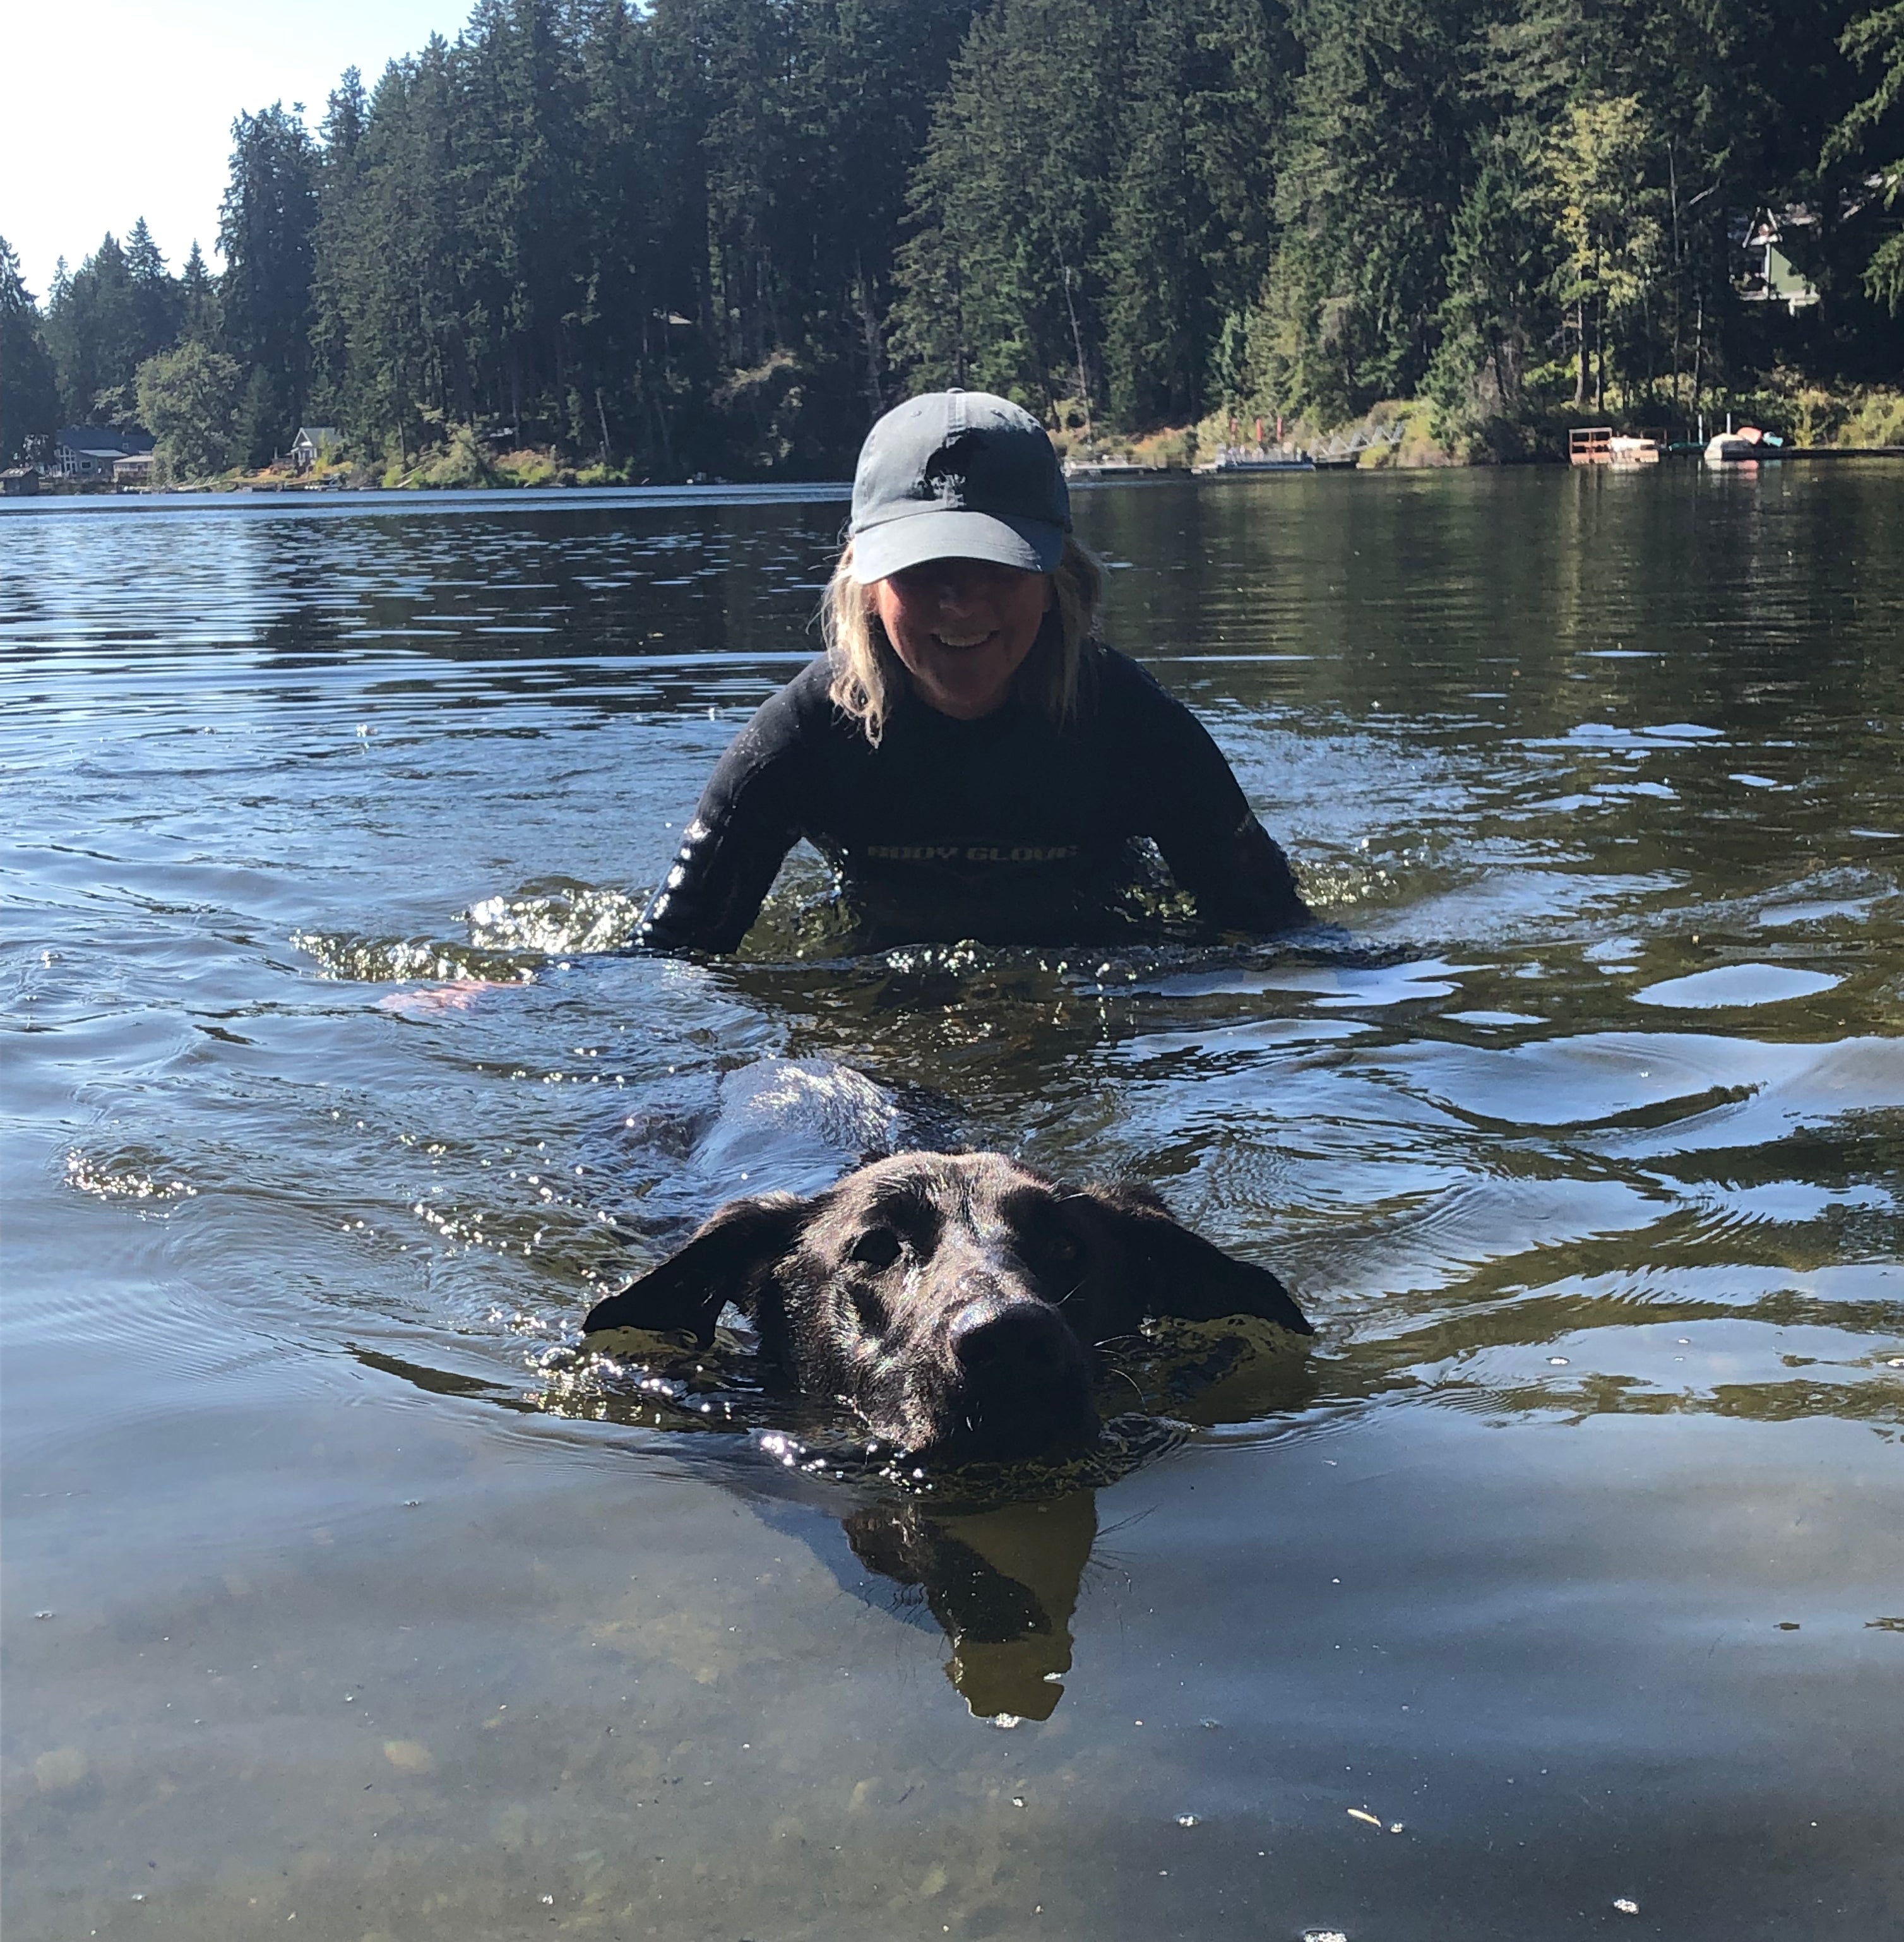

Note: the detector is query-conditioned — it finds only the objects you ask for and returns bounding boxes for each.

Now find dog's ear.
[581,1192,812,1340]
[1081,1184,1312,1336]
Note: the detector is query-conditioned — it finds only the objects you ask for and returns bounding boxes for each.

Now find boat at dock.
[1062,456,1167,480]
[1193,444,1315,474]
[1704,425,1783,464]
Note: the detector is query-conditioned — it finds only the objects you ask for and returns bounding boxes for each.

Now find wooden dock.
[1570,427,1660,466]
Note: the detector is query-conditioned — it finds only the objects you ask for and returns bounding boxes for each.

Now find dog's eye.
[1037,1227,1081,1265]
[851,1227,903,1269]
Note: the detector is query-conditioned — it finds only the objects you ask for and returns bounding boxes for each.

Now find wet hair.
[822,535,1104,746]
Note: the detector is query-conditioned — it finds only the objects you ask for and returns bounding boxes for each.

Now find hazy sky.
[6,0,478,301]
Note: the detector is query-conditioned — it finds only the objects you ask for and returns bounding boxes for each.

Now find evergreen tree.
[891,0,1121,417]
[1426,136,1553,435]
[1260,0,1474,421]
[179,242,221,345]
[568,0,692,467]
[219,100,320,461]
[31,0,1898,477]
[1826,3,1904,313]
[455,0,586,439]
[124,217,182,369]
[44,232,146,426]
[648,0,977,467]
[309,68,372,430]
[1593,0,1877,397]
[337,44,467,460]
[0,237,62,463]
[1099,0,1285,427]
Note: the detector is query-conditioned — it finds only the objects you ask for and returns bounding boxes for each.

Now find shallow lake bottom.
[4,465,1902,1938]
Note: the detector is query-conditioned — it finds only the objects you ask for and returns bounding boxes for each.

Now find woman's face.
[872,557,1054,720]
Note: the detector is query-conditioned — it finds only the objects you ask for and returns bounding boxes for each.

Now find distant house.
[290,426,342,472]
[52,426,155,480]
[1739,207,1822,314]
[113,452,157,486]
[1,467,39,496]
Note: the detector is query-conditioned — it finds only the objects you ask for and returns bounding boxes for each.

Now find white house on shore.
[290,426,342,472]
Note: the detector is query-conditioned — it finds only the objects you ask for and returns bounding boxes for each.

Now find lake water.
[4,468,1901,1940]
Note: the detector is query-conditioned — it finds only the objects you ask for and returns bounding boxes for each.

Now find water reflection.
[843,1491,1097,1719]
[9,470,1904,1938]
[362,1327,1112,1717]
[374,1328,1297,1724]
[357,1276,1325,1724]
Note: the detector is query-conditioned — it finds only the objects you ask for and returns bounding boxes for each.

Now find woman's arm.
[1110,656,1312,934]
[635,695,812,955]
[1169,809,1310,933]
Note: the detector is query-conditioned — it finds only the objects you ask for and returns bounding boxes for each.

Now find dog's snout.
[949,1296,1071,1379]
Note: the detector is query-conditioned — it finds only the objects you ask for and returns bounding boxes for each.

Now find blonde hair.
[822,535,1104,745]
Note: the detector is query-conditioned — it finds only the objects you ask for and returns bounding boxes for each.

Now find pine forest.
[4,0,1901,483]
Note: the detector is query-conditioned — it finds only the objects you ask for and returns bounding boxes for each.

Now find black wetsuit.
[636,646,1308,953]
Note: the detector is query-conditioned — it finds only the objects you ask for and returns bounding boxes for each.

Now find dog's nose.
[949,1296,1072,1379]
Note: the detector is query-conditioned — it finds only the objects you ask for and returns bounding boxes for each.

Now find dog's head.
[582,1152,1311,1460]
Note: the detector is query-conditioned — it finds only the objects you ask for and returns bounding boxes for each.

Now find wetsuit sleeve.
[1179,813,1311,933]
[634,689,812,955]
[1119,662,1311,933]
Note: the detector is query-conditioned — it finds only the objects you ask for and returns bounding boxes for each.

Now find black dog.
[582,1151,1311,1460]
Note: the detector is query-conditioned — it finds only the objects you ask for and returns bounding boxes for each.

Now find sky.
[5,0,479,302]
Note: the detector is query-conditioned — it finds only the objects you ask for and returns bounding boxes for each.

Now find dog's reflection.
[842,1490,1097,1720]
[359,1327,1320,1722]
[822,1313,1317,1717]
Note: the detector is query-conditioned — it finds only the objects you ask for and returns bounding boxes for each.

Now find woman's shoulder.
[1081,641,1203,730]
[741,653,853,743]
[703,654,852,797]
[769,651,841,714]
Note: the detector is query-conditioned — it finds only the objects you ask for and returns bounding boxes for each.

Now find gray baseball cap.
[849,390,1071,581]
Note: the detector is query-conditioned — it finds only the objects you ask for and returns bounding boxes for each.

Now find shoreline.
[11,445,1904,514]
[0,480,855,513]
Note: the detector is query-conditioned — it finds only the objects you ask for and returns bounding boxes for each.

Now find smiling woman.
[635,390,1312,954]
[872,557,1053,720]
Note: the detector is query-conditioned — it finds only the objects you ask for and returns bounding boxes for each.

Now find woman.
[638,390,1310,954]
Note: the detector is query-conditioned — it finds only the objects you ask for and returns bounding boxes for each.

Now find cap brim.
[851,509,1064,581]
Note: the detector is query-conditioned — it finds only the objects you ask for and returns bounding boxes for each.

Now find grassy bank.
[1061,378,1904,470]
[45,377,1904,497]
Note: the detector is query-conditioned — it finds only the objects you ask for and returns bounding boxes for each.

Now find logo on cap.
[919,441,972,506]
